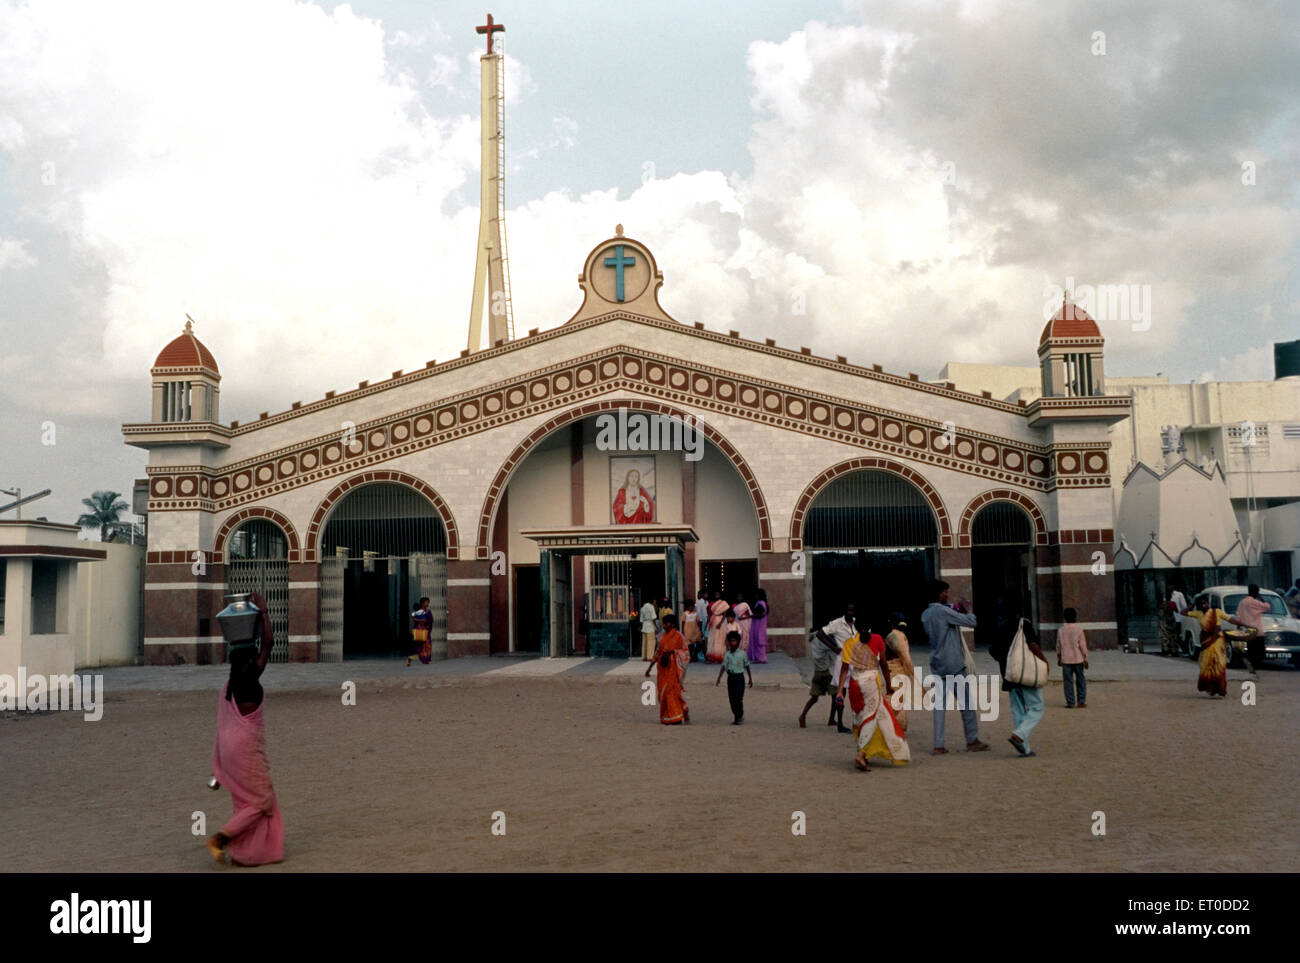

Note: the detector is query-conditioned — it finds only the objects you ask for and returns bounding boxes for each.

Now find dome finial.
[184,313,195,335]
[615,223,624,237]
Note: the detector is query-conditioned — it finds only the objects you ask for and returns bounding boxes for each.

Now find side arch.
[789,457,953,550]
[958,489,1048,548]
[215,507,302,563]
[304,470,460,562]
[476,399,773,558]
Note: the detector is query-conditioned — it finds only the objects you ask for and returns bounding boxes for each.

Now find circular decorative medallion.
[368,431,385,448]
[484,397,501,414]
[694,377,710,393]
[623,360,640,378]
[234,473,250,491]
[460,404,478,420]
[302,453,318,469]
[907,428,925,446]
[602,361,618,377]
[438,410,455,427]
[199,479,209,496]
[1087,454,1105,471]
[764,393,781,411]
[884,422,901,439]
[957,440,974,457]
[578,368,595,385]
[555,374,571,392]
[257,466,273,482]
[836,411,852,428]
[531,381,548,399]
[347,439,364,455]
[861,416,877,433]
[324,444,340,463]
[979,445,997,463]
[415,417,432,434]
[393,424,409,441]
[742,387,758,405]
[670,371,687,388]
[646,366,663,383]
[718,383,734,400]
[788,399,804,417]
[213,480,228,497]
[1029,457,1045,473]
[812,405,828,422]
[278,459,295,476]
[153,478,171,496]
[1005,452,1022,470]
[1060,454,1078,471]
[508,389,525,406]
[179,478,195,495]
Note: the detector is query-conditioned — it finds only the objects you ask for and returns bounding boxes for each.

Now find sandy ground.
[2,670,1296,872]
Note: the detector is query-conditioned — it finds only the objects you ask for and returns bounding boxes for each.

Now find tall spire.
[467,13,515,352]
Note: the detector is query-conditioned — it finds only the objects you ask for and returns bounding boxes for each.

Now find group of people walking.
[672,588,769,665]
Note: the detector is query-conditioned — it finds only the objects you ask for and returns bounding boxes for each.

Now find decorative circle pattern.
[907,428,925,445]
[257,466,273,482]
[812,405,828,422]
[718,383,734,400]
[1087,454,1105,471]
[179,478,195,495]
[302,453,317,469]
[884,422,901,439]
[278,459,295,475]
[1060,454,1078,471]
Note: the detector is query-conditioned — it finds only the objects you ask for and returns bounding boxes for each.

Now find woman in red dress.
[612,469,654,524]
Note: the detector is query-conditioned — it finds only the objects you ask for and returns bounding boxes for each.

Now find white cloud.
[0,237,36,269]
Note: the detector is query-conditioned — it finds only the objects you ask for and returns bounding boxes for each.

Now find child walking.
[1057,607,1088,708]
[716,630,753,724]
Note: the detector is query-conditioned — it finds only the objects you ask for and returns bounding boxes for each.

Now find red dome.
[1039,303,1101,345]
[153,321,218,372]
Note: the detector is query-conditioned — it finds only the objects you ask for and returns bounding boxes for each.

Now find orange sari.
[1194,608,1230,697]
[653,629,689,724]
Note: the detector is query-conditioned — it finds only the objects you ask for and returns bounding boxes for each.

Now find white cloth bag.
[1004,618,1048,688]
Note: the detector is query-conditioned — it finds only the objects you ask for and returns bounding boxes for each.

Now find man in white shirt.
[639,600,659,662]
[693,590,710,662]
[799,604,856,729]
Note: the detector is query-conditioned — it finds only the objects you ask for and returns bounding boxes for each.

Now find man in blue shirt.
[920,579,989,755]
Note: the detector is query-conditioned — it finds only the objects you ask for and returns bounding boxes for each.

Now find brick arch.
[215,507,302,563]
[476,399,773,559]
[958,489,1049,548]
[304,470,460,562]
[789,457,953,550]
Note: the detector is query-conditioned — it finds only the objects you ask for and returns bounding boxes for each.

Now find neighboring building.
[121,245,1132,663]
[941,334,1300,641]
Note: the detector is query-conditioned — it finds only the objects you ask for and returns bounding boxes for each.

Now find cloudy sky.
[1,0,1296,526]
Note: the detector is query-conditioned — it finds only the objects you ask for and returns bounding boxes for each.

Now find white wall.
[74,542,144,668]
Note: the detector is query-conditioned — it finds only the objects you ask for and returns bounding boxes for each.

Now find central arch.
[476,398,773,558]
[789,456,953,550]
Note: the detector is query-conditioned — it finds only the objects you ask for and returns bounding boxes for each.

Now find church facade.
[124,231,1131,664]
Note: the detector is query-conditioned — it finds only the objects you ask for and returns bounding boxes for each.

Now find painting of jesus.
[610,456,655,524]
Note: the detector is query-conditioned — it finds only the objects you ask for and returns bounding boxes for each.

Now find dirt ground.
[2,672,1295,872]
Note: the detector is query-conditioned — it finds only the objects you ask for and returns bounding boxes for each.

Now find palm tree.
[78,490,128,542]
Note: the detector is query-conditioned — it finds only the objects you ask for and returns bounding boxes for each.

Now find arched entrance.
[319,481,449,659]
[225,517,290,662]
[487,407,763,655]
[970,501,1036,647]
[801,468,940,636]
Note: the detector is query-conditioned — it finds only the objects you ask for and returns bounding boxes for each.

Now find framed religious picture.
[610,455,656,524]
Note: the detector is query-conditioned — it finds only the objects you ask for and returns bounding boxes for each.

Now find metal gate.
[320,554,345,662]
[409,553,447,660]
[226,559,289,663]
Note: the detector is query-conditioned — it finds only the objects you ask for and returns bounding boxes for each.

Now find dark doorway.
[811,549,934,638]
[629,559,666,613]
[970,502,1036,647]
[514,565,541,652]
[342,557,412,657]
[699,559,758,607]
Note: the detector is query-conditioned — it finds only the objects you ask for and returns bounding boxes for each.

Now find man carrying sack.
[990,616,1049,757]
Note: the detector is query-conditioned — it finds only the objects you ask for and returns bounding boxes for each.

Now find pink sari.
[733,602,752,652]
[211,685,285,865]
[706,600,729,663]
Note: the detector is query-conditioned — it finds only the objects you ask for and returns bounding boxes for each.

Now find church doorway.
[970,502,1036,647]
[225,518,290,663]
[513,565,542,652]
[318,482,448,660]
[802,470,939,637]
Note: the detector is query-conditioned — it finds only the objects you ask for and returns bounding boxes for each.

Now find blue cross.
[602,245,636,302]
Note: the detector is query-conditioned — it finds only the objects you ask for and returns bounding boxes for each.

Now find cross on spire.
[476,13,505,55]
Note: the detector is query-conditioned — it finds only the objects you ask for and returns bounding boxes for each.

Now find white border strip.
[448,578,491,586]
[760,572,804,581]
[767,627,808,636]
[448,632,491,640]
[1038,622,1117,630]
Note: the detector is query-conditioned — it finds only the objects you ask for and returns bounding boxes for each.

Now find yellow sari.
[1192,608,1230,697]
[847,634,910,769]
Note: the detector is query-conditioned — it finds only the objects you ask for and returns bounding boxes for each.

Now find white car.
[1178,586,1300,667]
